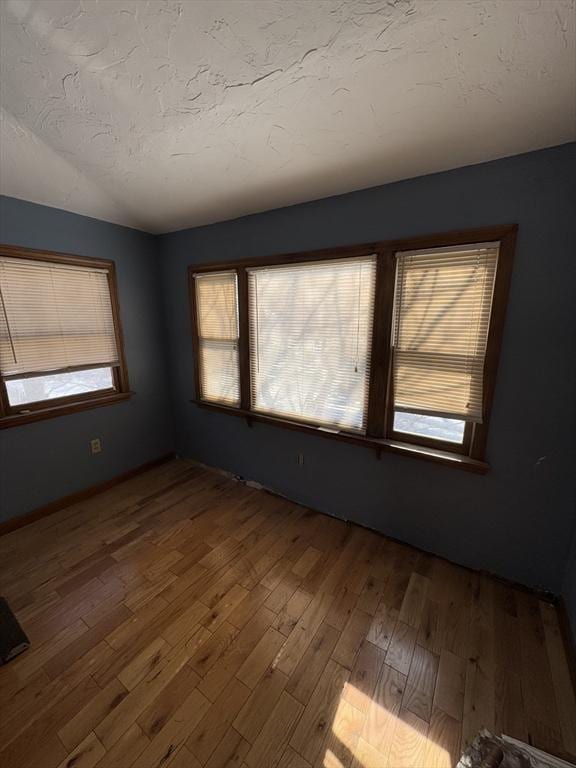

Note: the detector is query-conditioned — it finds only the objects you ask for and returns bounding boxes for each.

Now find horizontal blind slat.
[392,242,499,423]
[195,271,240,406]
[248,256,376,433]
[0,257,119,377]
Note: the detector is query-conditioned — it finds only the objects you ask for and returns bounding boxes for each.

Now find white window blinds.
[0,257,119,378]
[248,256,376,432]
[195,271,240,406]
[392,242,499,423]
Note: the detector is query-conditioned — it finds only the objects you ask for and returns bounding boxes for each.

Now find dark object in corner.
[0,597,30,664]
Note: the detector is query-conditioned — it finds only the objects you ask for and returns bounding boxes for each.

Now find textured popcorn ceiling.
[1,0,575,234]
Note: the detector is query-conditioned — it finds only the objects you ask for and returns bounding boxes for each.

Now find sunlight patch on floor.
[322,683,451,768]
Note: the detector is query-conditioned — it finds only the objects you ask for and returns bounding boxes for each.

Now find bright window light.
[6,367,114,406]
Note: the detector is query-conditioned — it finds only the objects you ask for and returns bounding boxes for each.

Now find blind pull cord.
[0,283,17,366]
[354,264,362,373]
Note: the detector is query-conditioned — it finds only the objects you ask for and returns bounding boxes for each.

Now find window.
[248,257,376,432]
[189,225,516,470]
[0,245,130,427]
[392,412,466,444]
[194,271,240,406]
[388,242,499,452]
[5,367,115,407]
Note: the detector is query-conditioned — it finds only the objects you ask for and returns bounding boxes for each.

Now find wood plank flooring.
[1,459,575,768]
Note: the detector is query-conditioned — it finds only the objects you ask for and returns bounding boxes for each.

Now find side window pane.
[0,257,119,378]
[393,411,465,444]
[6,367,114,406]
[195,271,240,407]
[391,243,498,423]
[198,340,240,406]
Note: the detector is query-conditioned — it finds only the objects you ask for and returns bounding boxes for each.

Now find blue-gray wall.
[0,196,174,523]
[159,143,576,594]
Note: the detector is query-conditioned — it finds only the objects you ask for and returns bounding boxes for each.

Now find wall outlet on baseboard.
[90,438,102,455]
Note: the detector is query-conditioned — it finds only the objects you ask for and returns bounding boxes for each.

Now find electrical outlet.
[297,452,304,467]
[90,438,102,455]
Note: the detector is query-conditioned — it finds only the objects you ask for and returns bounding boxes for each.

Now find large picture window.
[0,245,130,427]
[248,257,376,432]
[189,225,516,471]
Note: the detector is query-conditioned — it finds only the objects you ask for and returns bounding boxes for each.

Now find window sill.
[191,399,489,474]
[0,391,133,429]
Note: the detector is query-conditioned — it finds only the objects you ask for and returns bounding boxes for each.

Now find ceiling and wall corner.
[1,0,575,234]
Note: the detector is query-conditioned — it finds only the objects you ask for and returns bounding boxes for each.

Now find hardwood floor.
[0,459,574,768]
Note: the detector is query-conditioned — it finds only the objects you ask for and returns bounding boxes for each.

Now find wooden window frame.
[193,270,242,407]
[0,244,132,429]
[188,224,517,473]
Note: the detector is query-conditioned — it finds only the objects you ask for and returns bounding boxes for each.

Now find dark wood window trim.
[188,224,517,472]
[0,244,132,429]
[191,399,489,473]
